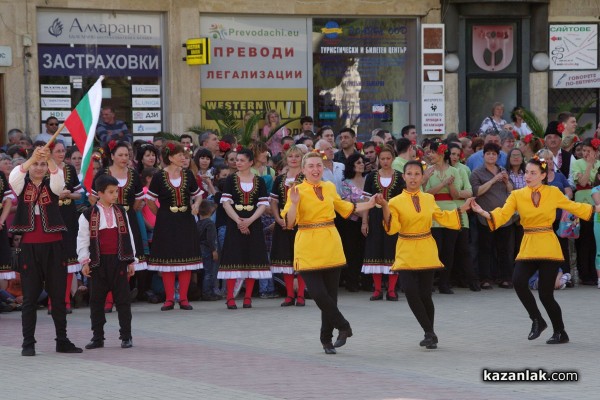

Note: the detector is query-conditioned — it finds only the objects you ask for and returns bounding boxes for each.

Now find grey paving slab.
[0,286,597,399]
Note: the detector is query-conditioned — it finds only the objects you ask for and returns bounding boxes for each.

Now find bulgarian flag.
[64,76,104,191]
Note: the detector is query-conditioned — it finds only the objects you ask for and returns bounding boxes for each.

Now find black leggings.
[513,261,564,332]
[398,270,435,334]
[301,268,350,344]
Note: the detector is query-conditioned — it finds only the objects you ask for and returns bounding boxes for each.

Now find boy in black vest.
[9,146,82,356]
[77,175,136,349]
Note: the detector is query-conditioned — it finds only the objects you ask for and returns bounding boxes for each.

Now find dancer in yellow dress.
[378,160,473,349]
[472,156,598,344]
[282,151,378,354]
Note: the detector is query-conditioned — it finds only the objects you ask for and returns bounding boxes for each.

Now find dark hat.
[544,120,564,137]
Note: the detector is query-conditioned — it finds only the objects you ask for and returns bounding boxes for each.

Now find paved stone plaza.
[0,286,597,399]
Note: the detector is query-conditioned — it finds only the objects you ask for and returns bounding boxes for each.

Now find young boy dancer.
[77,175,137,349]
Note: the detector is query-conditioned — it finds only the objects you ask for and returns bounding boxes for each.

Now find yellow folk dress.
[384,190,461,271]
[488,185,593,261]
[282,180,355,272]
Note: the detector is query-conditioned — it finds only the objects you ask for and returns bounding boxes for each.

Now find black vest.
[559,150,572,179]
[10,176,66,234]
[83,205,135,268]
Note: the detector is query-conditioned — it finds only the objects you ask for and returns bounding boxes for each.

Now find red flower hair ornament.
[218,141,231,152]
[591,138,600,151]
[436,144,448,155]
[164,142,176,155]
[374,145,382,155]
[458,131,468,139]
[523,134,533,145]
[236,145,243,152]
[556,123,565,134]
[512,130,519,140]
[107,140,117,152]
[355,142,363,151]
[282,143,291,151]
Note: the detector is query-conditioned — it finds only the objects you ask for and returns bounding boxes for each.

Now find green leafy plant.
[520,108,545,138]
[153,131,182,141]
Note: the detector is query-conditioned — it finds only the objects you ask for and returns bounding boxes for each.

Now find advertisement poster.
[313,18,417,136]
[200,16,309,135]
[549,24,598,70]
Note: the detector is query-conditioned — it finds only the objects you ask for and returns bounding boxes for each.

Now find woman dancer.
[270,146,306,306]
[362,145,405,300]
[379,161,472,349]
[146,142,203,310]
[48,141,82,314]
[92,141,146,311]
[283,152,378,354]
[472,156,597,344]
[218,148,271,310]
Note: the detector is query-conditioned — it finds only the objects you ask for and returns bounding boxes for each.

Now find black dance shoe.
[546,330,569,344]
[438,287,454,294]
[322,342,336,354]
[295,297,305,307]
[528,318,548,340]
[243,298,252,309]
[56,340,83,353]
[160,301,175,311]
[21,345,36,356]
[121,339,133,349]
[84,340,104,350]
[334,327,353,348]
[281,296,295,307]
[419,332,438,349]
[178,302,193,310]
[369,291,383,301]
[226,298,237,310]
[386,292,399,301]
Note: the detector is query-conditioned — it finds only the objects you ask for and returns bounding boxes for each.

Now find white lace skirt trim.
[133,261,148,271]
[0,271,16,279]
[67,263,82,273]
[271,266,294,274]
[217,270,273,279]
[148,263,203,272]
[361,265,394,274]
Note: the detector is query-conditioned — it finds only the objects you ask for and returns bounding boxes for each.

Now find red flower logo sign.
[436,144,448,155]
[219,141,231,152]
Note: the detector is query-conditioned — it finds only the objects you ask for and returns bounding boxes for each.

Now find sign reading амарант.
[37,10,162,46]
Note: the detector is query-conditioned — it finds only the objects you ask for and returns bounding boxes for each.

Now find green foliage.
[153,131,181,142]
[520,108,545,138]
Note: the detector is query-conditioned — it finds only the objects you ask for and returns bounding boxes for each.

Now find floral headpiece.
[184,146,193,156]
[282,143,291,151]
[92,153,102,161]
[557,123,565,134]
[416,148,424,159]
[107,140,117,152]
[458,131,469,139]
[531,155,548,171]
[436,144,448,155]
[523,134,534,144]
[591,138,600,151]
[512,130,519,140]
[374,145,382,155]
[420,160,428,171]
[410,139,417,146]
[164,142,176,156]
[311,148,328,161]
[572,135,580,143]
[219,141,231,152]
[355,142,364,151]
[460,150,466,163]
[236,144,243,152]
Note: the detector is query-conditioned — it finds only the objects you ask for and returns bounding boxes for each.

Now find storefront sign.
[37,10,162,46]
[41,97,71,108]
[0,46,12,66]
[549,24,598,70]
[132,97,161,108]
[41,110,71,121]
[132,85,160,95]
[133,110,161,121]
[551,70,600,88]
[185,38,210,65]
[40,84,71,95]
[421,24,445,135]
[38,45,161,77]
[133,123,161,134]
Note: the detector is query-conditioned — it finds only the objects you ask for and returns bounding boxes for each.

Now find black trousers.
[478,223,515,282]
[338,218,366,290]
[552,219,570,274]
[89,255,132,341]
[300,268,350,344]
[513,260,564,333]
[398,270,435,334]
[20,241,67,347]
[452,228,479,286]
[575,219,595,282]
[432,228,458,290]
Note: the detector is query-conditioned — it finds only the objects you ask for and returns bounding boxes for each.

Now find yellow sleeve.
[488,191,517,231]
[331,185,355,218]
[432,204,461,230]
[555,190,594,221]
[281,188,297,225]
[383,201,402,235]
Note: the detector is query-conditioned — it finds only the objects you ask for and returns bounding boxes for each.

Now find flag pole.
[42,124,67,149]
